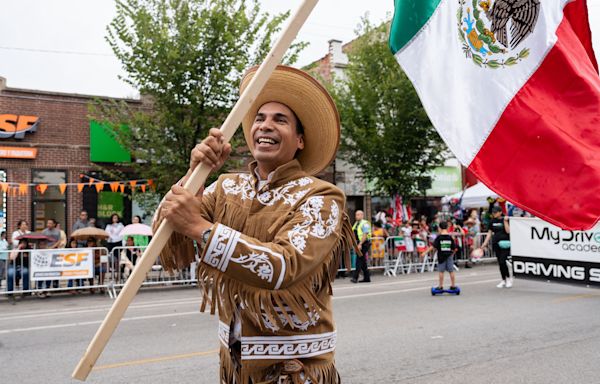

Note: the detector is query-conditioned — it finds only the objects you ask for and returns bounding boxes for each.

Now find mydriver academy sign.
[30,249,94,281]
[511,218,600,286]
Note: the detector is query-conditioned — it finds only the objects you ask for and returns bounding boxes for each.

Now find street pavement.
[1,264,599,383]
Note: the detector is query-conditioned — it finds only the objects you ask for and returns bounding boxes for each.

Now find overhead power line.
[0,46,114,57]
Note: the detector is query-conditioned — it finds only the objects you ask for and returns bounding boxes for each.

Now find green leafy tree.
[330,20,446,199]
[92,0,306,197]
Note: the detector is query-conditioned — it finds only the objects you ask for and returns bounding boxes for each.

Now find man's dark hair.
[48,218,57,225]
[439,222,448,230]
[291,110,304,136]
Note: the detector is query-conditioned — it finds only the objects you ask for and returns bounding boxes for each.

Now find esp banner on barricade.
[510,218,600,286]
[30,249,94,281]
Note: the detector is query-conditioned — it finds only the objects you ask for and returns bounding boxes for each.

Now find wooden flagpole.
[72,0,319,380]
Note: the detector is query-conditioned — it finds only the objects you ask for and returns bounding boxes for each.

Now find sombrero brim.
[240,65,340,176]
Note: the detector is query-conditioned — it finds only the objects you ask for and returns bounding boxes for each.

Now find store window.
[0,170,6,233]
[32,170,66,232]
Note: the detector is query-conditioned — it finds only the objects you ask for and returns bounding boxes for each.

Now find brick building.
[0,76,145,235]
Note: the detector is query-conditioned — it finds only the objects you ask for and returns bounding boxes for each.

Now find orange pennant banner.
[59,183,67,195]
[110,182,119,192]
[129,180,137,187]
[88,177,95,186]
[0,183,8,192]
[77,183,85,193]
[18,184,28,195]
[141,184,147,193]
[95,182,105,193]
[37,184,48,195]
[119,184,125,193]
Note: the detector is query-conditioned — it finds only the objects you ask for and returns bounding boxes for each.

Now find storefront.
[0,77,147,234]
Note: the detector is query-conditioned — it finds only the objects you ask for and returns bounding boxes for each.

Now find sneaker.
[350,278,358,284]
[496,280,506,288]
[506,278,513,288]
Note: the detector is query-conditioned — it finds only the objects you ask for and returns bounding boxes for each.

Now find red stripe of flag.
[469,0,600,230]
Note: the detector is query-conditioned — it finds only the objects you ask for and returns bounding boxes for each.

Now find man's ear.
[297,134,305,150]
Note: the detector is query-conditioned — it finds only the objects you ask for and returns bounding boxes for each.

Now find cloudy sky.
[0,0,598,98]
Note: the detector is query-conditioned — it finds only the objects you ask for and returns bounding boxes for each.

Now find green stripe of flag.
[389,0,442,54]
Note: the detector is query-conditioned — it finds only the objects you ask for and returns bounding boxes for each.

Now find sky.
[0,0,598,99]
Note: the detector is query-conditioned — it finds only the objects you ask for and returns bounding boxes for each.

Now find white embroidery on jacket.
[222,174,256,200]
[204,181,217,195]
[218,321,230,348]
[203,224,240,272]
[237,238,286,290]
[221,174,313,206]
[241,331,336,360]
[289,197,340,253]
[257,177,313,206]
[229,252,274,283]
[261,306,320,332]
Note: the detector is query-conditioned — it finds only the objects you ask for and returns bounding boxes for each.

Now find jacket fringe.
[196,214,357,329]
[219,349,341,384]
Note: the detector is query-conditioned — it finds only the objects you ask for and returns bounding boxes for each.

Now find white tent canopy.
[443,183,499,208]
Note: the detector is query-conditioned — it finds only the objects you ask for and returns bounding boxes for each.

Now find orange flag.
[95,182,105,193]
[147,179,154,186]
[129,180,137,187]
[18,184,28,195]
[0,183,8,192]
[59,184,67,195]
[119,184,125,193]
[141,184,147,193]
[77,183,85,193]
[110,182,119,192]
[38,184,48,195]
[88,177,95,186]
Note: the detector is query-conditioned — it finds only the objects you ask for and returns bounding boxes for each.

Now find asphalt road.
[1,264,599,384]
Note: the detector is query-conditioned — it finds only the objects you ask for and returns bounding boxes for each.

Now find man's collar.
[248,159,307,189]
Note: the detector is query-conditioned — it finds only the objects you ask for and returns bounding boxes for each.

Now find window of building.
[32,170,67,232]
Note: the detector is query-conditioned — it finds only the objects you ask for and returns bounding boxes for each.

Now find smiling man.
[155,66,356,383]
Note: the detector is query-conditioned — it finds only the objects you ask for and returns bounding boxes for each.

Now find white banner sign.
[30,249,94,281]
[510,217,600,285]
[511,218,600,263]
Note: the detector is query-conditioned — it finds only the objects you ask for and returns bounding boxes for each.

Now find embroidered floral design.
[289,197,340,253]
[222,174,256,200]
[221,174,313,206]
[261,307,321,332]
[230,252,275,283]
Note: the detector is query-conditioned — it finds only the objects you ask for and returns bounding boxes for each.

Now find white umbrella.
[119,224,153,237]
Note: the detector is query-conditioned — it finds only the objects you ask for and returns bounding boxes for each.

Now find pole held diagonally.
[72,0,319,380]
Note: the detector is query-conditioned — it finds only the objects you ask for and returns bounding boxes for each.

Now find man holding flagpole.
[155,65,356,383]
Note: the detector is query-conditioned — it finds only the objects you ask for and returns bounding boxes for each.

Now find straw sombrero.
[240,65,340,176]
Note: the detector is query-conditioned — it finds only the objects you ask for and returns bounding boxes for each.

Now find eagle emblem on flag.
[458,0,540,68]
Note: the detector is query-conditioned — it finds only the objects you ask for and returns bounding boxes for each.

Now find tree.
[330,20,446,199]
[92,0,306,196]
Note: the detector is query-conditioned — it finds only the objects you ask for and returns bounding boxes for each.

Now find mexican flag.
[389,0,600,230]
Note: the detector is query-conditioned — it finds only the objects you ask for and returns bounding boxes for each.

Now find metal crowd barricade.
[384,236,406,277]
[0,247,110,297]
[108,246,196,293]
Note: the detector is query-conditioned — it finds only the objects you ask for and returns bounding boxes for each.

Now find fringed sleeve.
[196,187,357,326]
[151,179,219,271]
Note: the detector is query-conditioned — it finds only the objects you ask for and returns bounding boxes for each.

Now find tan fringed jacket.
[156,159,356,384]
